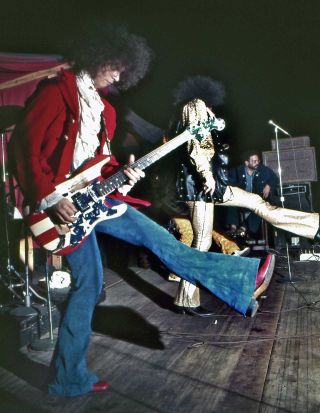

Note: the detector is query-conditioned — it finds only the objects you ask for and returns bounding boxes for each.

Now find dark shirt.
[228,163,279,197]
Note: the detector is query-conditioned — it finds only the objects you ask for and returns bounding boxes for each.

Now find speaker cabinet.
[271,136,310,151]
[279,183,313,212]
[273,183,313,250]
[273,227,312,251]
[262,147,317,183]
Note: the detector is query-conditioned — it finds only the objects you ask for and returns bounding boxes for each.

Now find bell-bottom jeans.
[48,198,259,396]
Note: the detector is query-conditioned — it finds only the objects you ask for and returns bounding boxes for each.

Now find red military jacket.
[9,70,149,209]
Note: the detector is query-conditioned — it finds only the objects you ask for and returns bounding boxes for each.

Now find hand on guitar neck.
[119,154,145,196]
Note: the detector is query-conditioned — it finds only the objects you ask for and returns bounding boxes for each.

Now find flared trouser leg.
[212,230,240,254]
[219,186,319,239]
[49,198,259,396]
[174,202,214,308]
[48,231,103,397]
[167,216,192,282]
[98,198,259,315]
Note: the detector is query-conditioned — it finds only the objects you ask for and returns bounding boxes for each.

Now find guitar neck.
[100,129,192,195]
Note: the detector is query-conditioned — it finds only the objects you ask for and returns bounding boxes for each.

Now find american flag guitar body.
[26,118,223,255]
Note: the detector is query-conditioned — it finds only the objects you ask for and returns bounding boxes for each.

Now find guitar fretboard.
[99,129,192,195]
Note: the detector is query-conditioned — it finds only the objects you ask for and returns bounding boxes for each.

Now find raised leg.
[220,186,319,239]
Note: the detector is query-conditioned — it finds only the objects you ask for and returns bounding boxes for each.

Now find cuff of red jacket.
[38,190,64,211]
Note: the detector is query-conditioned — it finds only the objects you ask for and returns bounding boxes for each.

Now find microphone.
[268,120,291,136]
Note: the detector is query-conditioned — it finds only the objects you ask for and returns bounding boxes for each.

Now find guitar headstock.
[187,117,225,141]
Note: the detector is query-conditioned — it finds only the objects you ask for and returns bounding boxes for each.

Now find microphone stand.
[273,125,285,208]
[0,119,54,350]
[0,130,38,316]
[271,122,296,283]
[30,252,56,351]
[0,131,22,302]
[271,125,317,314]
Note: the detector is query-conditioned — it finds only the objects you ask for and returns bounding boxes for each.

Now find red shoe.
[254,253,276,299]
[92,380,110,393]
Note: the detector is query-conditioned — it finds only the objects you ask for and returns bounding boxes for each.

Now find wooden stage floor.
[1,250,320,413]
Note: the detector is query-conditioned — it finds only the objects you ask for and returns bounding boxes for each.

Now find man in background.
[226,151,279,238]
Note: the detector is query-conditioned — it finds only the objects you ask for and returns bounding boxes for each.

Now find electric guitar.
[27,118,223,254]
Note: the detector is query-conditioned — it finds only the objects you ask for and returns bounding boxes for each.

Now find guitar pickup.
[71,192,90,212]
[88,185,102,202]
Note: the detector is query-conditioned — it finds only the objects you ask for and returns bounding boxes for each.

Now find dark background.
[1,0,320,207]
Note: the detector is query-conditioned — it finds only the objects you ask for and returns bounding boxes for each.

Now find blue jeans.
[49,198,259,396]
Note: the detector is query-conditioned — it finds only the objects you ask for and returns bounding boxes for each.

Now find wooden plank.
[87,266,271,412]
[261,262,320,412]
[1,260,320,412]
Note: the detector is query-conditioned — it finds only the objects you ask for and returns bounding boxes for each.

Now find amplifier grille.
[262,147,317,183]
[271,136,310,150]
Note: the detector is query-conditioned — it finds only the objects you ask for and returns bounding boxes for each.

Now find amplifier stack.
[262,136,317,250]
